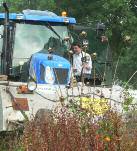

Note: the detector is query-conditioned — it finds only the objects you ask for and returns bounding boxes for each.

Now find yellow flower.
[81,97,109,115]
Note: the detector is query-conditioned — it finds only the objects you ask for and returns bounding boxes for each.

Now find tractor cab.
[0,8,76,84]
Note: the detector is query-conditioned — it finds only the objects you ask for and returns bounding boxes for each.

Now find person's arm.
[83,54,92,70]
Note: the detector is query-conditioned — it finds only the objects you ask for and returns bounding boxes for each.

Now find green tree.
[56,0,137,86]
[0,0,56,12]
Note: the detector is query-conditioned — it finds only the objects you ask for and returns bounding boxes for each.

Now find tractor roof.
[0,10,76,24]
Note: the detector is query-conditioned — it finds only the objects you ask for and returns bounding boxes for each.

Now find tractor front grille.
[53,68,69,85]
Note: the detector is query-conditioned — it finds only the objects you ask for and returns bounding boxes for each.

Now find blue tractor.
[0,3,76,86]
[0,3,76,131]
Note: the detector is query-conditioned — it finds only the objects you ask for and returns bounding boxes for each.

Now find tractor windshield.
[13,23,70,67]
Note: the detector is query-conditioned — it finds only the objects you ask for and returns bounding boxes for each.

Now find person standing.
[72,42,92,82]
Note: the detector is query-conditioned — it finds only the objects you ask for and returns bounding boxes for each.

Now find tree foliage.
[57,0,137,86]
[0,0,56,12]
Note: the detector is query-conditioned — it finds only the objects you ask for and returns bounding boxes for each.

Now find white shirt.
[73,51,92,76]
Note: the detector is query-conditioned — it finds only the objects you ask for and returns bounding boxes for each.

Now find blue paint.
[29,53,71,85]
[0,10,76,24]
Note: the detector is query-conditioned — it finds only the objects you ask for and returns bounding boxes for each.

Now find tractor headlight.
[45,66,55,84]
[27,79,37,91]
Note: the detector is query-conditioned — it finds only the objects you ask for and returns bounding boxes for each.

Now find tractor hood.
[29,53,71,85]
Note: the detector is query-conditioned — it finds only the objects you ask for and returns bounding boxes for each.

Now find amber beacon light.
[61,11,67,17]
